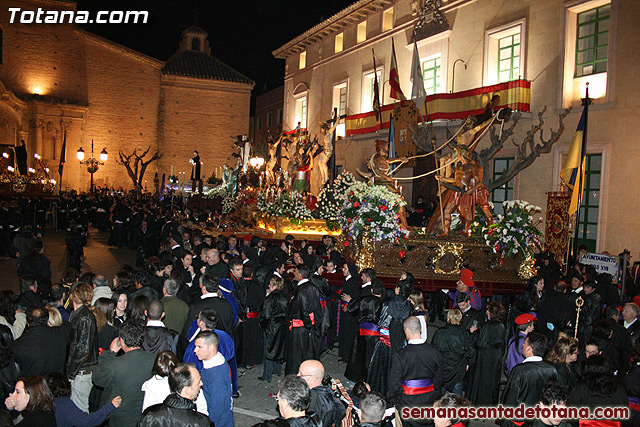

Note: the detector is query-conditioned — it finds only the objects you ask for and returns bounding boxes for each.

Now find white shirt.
[362,281,371,289]
[141,375,209,415]
[345,275,352,282]
[522,356,543,363]
[201,292,219,299]
[203,352,226,369]
[407,337,426,345]
[624,318,637,329]
[297,278,310,286]
[573,286,583,294]
[171,244,181,250]
[146,320,165,328]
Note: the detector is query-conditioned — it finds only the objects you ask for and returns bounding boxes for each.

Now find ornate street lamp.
[77,140,107,192]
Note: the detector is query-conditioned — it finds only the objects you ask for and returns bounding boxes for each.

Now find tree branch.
[486,107,572,192]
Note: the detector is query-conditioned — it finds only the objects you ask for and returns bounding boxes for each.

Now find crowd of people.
[0,192,639,427]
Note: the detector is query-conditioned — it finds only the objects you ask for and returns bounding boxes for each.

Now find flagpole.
[571,83,591,264]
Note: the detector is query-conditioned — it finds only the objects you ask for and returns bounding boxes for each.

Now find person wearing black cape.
[241,264,265,367]
[338,262,360,361]
[367,279,412,394]
[259,276,288,383]
[466,301,506,405]
[284,264,320,375]
[388,316,443,427]
[501,332,558,427]
[190,151,201,192]
[343,279,383,383]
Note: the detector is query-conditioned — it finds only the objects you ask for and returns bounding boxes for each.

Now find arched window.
[191,37,200,52]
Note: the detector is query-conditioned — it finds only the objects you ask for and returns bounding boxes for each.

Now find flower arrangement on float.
[204,184,237,214]
[474,200,542,259]
[337,181,409,245]
[315,170,357,229]
[257,190,313,225]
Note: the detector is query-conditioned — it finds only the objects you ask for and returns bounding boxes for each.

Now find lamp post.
[77,140,107,193]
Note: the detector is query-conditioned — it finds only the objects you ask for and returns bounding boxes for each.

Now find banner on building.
[391,101,418,166]
[578,252,620,283]
[345,79,531,136]
[544,192,572,265]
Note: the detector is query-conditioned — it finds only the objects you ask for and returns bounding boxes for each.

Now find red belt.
[401,379,434,395]
[247,311,259,319]
[291,313,315,328]
[319,297,326,308]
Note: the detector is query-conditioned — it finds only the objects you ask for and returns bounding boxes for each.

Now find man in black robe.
[338,262,360,362]
[501,332,558,426]
[190,151,201,193]
[241,264,264,367]
[344,280,383,383]
[458,293,483,332]
[537,281,573,342]
[388,316,443,427]
[285,264,320,375]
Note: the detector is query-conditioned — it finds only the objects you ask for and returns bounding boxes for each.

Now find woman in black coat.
[569,355,628,424]
[259,277,288,383]
[431,309,472,396]
[466,302,506,406]
[622,340,640,427]
[338,262,360,361]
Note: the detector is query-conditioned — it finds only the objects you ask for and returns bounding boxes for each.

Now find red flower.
[343,241,350,247]
[353,202,360,208]
[347,236,353,241]
[349,191,354,196]
[347,217,352,223]
[367,218,372,222]
[495,244,500,251]
[380,205,388,211]
[499,259,504,266]
[398,250,406,258]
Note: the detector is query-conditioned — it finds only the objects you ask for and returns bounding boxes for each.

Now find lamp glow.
[76,147,85,161]
[99,148,108,162]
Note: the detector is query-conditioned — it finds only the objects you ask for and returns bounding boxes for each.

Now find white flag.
[410,39,426,110]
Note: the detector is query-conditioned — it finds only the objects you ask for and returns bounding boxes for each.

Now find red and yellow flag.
[389,39,406,101]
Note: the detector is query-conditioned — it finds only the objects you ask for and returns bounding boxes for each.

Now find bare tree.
[117,146,162,191]
[479,107,572,192]
[406,107,572,191]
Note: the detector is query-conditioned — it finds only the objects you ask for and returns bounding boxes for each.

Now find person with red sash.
[285,264,320,375]
[388,316,443,427]
[343,280,383,383]
[367,279,413,395]
[239,264,264,368]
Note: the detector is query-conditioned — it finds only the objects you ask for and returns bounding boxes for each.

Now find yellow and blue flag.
[561,109,587,216]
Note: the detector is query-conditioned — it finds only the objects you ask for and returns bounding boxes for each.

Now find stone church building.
[0,0,253,191]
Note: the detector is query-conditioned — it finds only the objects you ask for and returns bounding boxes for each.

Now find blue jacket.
[201,360,234,427]
[184,325,235,371]
[54,397,116,427]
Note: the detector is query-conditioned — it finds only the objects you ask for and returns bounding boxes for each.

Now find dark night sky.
[75,0,352,95]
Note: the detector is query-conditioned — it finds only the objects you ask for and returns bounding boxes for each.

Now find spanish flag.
[561,108,587,217]
[389,39,406,101]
